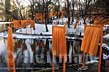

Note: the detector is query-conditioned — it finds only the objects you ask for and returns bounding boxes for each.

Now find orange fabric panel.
[93,16,105,26]
[21,20,28,28]
[81,25,103,72]
[89,27,102,56]
[52,25,67,57]
[13,20,20,28]
[52,26,59,56]
[36,13,44,23]
[52,25,67,72]
[7,27,16,72]
[28,20,35,28]
[74,19,79,29]
[81,26,93,52]
[81,25,102,56]
[84,27,94,53]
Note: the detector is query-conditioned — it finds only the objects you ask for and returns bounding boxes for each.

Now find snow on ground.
[16,23,85,36]
[15,17,85,35]
[0,38,6,55]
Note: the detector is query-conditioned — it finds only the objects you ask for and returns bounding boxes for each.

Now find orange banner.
[21,20,28,28]
[52,25,67,72]
[28,20,35,28]
[81,25,103,72]
[7,27,16,72]
[13,20,20,29]
[35,13,45,23]
[81,25,102,56]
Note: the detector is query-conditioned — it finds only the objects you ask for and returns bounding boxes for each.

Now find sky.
[16,0,91,8]
[16,0,31,7]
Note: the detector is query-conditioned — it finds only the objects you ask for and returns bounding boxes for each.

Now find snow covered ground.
[15,23,85,36]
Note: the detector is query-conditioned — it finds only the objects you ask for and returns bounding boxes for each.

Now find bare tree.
[28,0,35,20]
[28,0,49,32]
[5,0,10,21]
[16,0,24,20]
[66,0,70,28]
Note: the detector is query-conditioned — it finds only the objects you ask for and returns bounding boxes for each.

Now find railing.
[0,22,13,32]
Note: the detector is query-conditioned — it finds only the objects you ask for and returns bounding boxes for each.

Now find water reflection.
[0,38,82,71]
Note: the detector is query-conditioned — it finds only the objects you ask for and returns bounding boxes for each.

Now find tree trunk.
[45,1,48,32]
[19,9,23,20]
[5,0,10,21]
[72,0,74,22]
[67,0,70,28]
